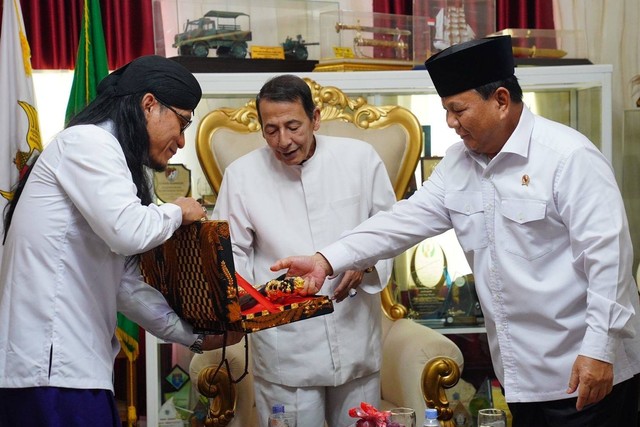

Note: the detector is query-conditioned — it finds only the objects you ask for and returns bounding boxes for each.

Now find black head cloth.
[97,55,202,111]
[424,35,515,98]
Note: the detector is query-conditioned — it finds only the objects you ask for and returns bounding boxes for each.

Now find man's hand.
[201,331,245,351]
[172,197,207,225]
[271,253,333,295]
[332,270,364,302]
[567,355,614,410]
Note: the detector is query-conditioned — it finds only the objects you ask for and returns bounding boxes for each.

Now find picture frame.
[421,156,443,182]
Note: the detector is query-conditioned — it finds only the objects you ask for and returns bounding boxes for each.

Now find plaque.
[421,156,443,182]
[442,274,483,326]
[394,238,449,320]
[250,46,285,60]
[153,163,191,202]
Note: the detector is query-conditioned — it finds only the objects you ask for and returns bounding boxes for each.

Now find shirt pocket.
[500,198,553,260]
[445,191,488,252]
[329,194,362,226]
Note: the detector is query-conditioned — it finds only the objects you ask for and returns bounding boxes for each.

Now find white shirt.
[213,135,395,387]
[322,106,640,402]
[0,123,198,391]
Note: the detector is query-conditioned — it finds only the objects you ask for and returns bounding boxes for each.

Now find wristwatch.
[189,334,205,354]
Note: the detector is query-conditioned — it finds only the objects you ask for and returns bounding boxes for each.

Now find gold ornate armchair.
[192,78,463,426]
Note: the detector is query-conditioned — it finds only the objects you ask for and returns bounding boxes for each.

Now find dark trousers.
[507,375,639,427]
[0,387,121,427]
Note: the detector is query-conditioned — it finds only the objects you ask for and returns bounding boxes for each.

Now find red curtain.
[374,0,555,31]
[1,0,154,70]
[496,0,555,30]
[373,0,412,15]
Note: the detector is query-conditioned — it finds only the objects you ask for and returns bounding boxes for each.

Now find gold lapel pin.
[521,174,530,186]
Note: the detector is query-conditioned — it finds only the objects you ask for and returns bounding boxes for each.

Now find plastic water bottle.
[423,408,440,426]
[269,403,296,427]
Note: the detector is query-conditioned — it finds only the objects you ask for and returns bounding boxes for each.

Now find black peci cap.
[425,35,515,97]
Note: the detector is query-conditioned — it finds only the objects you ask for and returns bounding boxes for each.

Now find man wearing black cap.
[271,36,640,426]
[0,55,242,426]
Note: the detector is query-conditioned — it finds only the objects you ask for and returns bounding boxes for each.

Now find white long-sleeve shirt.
[213,135,395,386]
[321,106,640,402]
[0,123,198,391]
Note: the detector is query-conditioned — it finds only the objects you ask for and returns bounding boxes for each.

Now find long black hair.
[68,92,154,205]
[3,91,153,243]
[2,162,35,244]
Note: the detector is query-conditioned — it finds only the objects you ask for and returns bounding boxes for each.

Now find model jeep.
[173,10,252,59]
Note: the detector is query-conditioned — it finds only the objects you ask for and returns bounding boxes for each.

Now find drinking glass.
[388,407,416,427]
[477,408,506,427]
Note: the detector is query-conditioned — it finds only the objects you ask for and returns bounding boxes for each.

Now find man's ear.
[141,93,156,114]
[312,107,321,131]
[494,87,511,112]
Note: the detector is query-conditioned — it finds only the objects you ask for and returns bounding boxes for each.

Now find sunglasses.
[157,99,192,134]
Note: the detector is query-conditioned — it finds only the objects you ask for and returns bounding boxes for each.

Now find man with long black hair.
[0,55,241,427]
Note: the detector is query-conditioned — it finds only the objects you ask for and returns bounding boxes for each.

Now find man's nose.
[177,133,186,149]
[277,130,292,147]
[445,112,458,129]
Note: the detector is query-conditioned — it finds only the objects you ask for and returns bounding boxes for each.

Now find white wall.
[32,71,74,146]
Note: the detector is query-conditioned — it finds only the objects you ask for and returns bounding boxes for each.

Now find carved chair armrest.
[422,356,461,427]
[197,365,237,427]
[190,341,253,427]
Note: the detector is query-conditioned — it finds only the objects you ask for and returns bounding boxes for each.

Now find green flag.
[64,0,109,125]
[65,0,140,364]
[116,312,140,361]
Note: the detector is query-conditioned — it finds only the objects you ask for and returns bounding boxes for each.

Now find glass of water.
[477,408,506,427]
[388,407,416,427]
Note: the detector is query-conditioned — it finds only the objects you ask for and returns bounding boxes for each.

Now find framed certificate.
[421,156,443,182]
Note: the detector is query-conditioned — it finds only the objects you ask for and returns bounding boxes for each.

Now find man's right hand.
[172,197,207,225]
[271,253,333,295]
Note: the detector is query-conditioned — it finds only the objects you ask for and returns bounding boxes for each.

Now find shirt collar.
[499,104,534,159]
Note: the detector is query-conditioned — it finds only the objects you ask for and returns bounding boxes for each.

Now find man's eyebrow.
[443,101,466,109]
[265,119,303,128]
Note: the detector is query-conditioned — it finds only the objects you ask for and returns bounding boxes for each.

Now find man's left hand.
[201,331,245,351]
[567,355,613,410]
[332,270,364,302]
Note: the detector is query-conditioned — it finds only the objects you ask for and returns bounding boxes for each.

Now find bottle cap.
[272,403,285,414]
[426,408,438,419]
